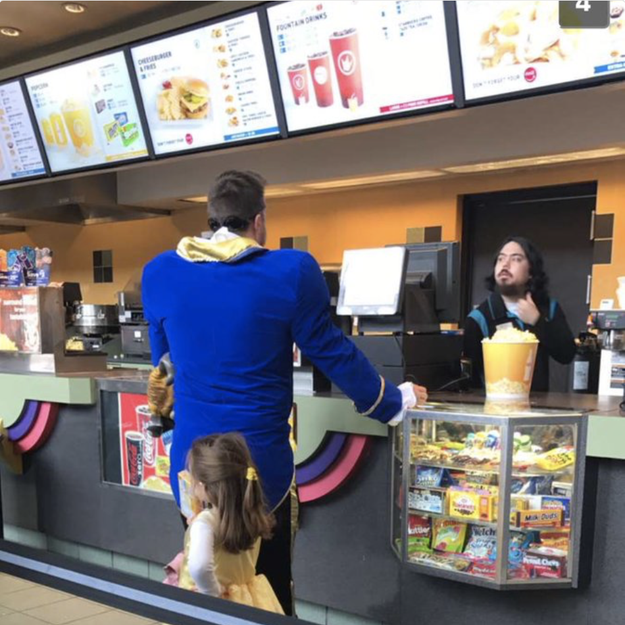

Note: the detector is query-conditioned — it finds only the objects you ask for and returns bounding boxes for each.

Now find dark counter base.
[2,397,625,625]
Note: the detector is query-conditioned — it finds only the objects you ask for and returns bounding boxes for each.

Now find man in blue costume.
[143,170,427,614]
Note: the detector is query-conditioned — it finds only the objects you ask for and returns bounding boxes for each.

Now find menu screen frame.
[455,0,625,106]
[24,48,153,176]
[0,78,50,186]
[128,6,287,160]
[264,0,461,137]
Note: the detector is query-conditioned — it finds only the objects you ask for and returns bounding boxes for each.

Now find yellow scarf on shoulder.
[176,229,262,264]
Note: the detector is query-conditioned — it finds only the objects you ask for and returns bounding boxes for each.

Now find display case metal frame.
[391,404,587,590]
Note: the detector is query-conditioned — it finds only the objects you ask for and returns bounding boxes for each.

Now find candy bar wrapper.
[0,249,7,286]
[22,246,37,287]
[541,496,571,522]
[7,249,23,287]
[415,466,452,488]
[432,519,467,554]
[178,470,202,520]
[35,248,53,286]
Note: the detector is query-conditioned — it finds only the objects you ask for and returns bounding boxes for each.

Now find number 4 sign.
[559,1,610,28]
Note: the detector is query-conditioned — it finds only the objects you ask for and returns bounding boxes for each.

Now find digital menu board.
[267,1,454,133]
[0,81,46,183]
[458,1,625,101]
[131,11,280,156]
[25,51,149,173]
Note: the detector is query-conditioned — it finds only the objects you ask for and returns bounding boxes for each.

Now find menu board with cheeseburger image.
[457,0,625,102]
[267,1,454,133]
[0,81,47,183]
[25,51,149,173]
[130,11,280,156]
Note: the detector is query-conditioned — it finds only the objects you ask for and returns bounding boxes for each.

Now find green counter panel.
[0,374,97,427]
[294,395,387,465]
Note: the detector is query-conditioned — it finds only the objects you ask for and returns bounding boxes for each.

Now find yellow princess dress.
[178,508,284,615]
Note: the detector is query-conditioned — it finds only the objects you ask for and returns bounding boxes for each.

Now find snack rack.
[391,403,587,589]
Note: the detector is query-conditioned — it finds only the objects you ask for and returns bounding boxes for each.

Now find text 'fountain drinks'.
[329,28,363,110]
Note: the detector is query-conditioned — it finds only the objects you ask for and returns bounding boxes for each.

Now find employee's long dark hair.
[485,236,550,307]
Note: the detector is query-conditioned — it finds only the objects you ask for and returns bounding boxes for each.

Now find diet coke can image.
[287,63,310,105]
[125,431,144,487]
[329,28,363,110]
[136,404,156,467]
[308,51,334,107]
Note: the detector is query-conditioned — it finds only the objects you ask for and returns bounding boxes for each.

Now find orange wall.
[0,158,623,308]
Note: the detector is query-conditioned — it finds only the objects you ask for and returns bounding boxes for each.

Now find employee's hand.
[516,292,541,326]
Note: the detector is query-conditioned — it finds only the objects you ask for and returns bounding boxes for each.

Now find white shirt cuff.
[387,382,417,427]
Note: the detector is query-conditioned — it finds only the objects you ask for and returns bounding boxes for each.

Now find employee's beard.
[497,284,525,298]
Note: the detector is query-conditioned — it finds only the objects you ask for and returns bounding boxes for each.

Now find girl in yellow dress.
[178,433,284,614]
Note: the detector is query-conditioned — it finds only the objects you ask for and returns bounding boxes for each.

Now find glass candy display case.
[391,402,587,589]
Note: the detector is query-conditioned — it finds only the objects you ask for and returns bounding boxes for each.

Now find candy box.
[448,488,497,522]
[541,496,571,522]
[414,466,452,488]
[523,547,567,579]
[552,481,573,498]
[409,488,445,515]
[519,508,563,528]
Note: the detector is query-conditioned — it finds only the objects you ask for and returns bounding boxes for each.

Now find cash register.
[335,243,463,390]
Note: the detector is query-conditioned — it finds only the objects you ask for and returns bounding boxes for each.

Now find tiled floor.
[0,573,172,625]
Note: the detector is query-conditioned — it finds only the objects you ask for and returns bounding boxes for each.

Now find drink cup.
[329,28,364,110]
[136,405,156,467]
[125,431,144,487]
[308,51,334,107]
[287,63,309,105]
[61,99,94,152]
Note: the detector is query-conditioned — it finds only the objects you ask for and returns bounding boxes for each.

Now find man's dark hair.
[208,170,266,234]
[485,236,550,306]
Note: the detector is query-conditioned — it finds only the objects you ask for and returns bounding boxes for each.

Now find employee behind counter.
[463,236,576,392]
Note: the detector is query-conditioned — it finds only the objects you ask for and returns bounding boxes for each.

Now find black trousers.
[256,493,294,616]
[179,493,294,616]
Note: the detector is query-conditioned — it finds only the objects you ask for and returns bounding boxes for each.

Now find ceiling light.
[301,170,445,190]
[264,187,303,198]
[181,196,208,204]
[63,3,86,13]
[442,147,625,174]
[0,27,22,37]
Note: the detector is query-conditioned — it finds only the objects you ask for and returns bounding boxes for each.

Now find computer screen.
[337,246,407,317]
[404,241,461,323]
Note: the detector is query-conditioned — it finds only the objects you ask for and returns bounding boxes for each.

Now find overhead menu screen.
[131,12,280,155]
[267,1,454,133]
[457,1,625,101]
[0,81,46,183]
[25,51,149,173]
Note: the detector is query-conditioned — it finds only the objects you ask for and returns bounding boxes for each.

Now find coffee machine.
[591,310,625,396]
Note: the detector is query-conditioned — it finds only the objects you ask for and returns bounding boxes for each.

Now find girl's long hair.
[189,433,274,554]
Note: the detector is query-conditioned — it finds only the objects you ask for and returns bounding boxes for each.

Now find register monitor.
[336,247,407,317]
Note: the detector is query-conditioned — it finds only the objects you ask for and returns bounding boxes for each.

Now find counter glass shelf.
[391,402,587,589]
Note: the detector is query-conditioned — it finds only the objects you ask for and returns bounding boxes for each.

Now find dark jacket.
[463,292,576,392]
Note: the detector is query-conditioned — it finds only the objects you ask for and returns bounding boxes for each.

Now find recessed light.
[0,27,22,38]
[63,3,86,14]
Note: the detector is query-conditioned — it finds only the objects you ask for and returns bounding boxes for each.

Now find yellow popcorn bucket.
[482,339,539,400]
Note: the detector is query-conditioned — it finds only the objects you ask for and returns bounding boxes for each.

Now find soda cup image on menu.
[308,52,334,107]
[136,404,156,467]
[49,113,68,147]
[329,28,364,110]
[125,431,144,487]
[61,99,95,153]
[287,63,310,105]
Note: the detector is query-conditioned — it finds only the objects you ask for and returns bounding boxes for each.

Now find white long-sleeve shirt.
[187,513,222,596]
